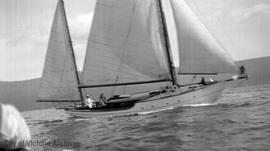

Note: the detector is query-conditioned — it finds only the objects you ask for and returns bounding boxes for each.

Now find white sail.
[81,0,171,87]
[168,0,238,74]
[38,0,81,101]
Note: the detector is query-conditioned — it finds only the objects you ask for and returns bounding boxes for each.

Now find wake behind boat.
[37,0,248,117]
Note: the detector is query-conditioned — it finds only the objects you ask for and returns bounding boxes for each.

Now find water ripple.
[23,84,270,151]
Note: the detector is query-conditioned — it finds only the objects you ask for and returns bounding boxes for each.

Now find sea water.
[23,84,270,151]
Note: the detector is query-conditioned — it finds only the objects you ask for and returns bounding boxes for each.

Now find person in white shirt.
[84,95,95,108]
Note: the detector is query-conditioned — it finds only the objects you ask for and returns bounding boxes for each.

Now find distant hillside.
[0,79,52,111]
[236,56,270,86]
[0,56,269,111]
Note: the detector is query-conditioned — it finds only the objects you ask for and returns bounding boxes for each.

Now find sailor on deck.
[239,65,247,75]
[200,77,206,85]
[84,95,95,108]
[99,93,107,106]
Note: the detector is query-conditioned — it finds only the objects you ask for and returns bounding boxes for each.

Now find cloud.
[0,10,94,81]
[69,12,94,41]
[68,12,94,70]
[0,0,96,81]
[0,14,53,80]
[185,0,270,61]
[233,3,270,22]
[0,38,47,81]
[0,39,8,80]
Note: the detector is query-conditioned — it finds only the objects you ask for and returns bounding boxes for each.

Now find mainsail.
[81,0,172,88]
[37,0,82,101]
[38,0,239,101]
[167,0,238,74]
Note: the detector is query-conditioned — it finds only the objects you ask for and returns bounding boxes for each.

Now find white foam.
[138,107,174,115]
[74,118,91,122]
[181,103,215,107]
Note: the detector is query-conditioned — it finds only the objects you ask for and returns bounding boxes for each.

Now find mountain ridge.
[0,56,269,111]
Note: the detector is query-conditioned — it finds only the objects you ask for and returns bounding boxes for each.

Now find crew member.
[200,77,206,85]
[239,65,247,75]
[99,93,107,106]
[84,95,95,108]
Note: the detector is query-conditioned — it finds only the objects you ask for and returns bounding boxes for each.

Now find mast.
[157,0,178,86]
[61,0,83,100]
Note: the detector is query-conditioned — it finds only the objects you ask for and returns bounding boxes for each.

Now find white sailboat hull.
[66,78,246,118]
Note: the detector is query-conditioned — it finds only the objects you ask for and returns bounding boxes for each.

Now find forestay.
[82,0,171,87]
[169,0,238,74]
[38,0,81,101]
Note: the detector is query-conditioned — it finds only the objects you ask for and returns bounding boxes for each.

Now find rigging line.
[83,66,153,79]
[148,3,168,78]
[86,59,162,73]
[62,0,83,100]
[87,49,159,64]
[89,35,161,50]
[79,79,171,88]
[36,100,82,102]
[114,0,138,95]
[83,74,151,82]
[111,75,119,96]
[58,21,71,96]
[37,0,61,101]
[89,33,156,45]
[179,73,218,75]
[157,0,177,85]
[90,27,157,41]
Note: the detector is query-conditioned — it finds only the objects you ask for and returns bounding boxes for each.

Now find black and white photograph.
[0,0,269,150]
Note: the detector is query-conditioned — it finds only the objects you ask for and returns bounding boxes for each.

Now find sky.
[0,0,269,81]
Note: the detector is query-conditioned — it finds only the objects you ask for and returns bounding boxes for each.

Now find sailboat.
[37,0,248,117]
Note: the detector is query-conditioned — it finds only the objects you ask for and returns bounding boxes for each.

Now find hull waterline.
[65,78,247,118]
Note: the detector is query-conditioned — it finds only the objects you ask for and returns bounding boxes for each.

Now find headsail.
[168,0,238,74]
[38,0,82,101]
[81,0,171,87]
